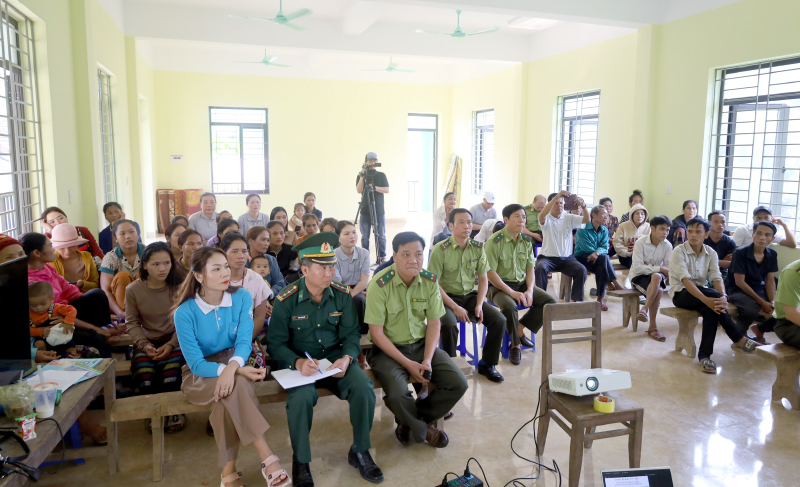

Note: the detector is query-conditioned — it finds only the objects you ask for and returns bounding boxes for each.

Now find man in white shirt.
[468,192,498,239]
[188,192,219,242]
[732,206,797,249]
[629,215,674,341]
[669,217,759,374]
[534,191,590,302]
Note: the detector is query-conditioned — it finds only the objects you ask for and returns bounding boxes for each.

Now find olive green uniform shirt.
[267,277,361,370]
[525,205,542,232]
[427,235,490,296]
[775,259,800,320]
[484,227,535,283]
[364,264,446,345]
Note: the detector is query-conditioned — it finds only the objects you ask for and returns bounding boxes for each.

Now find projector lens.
[586,377,598,391]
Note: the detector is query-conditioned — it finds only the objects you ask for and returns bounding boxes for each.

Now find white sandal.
[221,471,247,487]
[261,454,291,487]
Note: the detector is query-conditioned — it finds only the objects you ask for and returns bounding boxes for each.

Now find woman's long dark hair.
[220,232,248,252]
[270,206,289,231]
[19,232,48,255]
[215,219,239,243]
[140,242,183,289]
[172,246,235,313]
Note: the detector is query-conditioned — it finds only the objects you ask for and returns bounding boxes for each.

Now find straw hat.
[50,223,89,249]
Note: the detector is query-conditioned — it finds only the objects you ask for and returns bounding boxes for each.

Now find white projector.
[548,368,631,396]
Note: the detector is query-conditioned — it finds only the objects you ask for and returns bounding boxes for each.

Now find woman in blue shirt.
[174,247,290,487]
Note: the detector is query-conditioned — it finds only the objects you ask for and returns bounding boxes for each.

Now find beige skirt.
[181,348,270,466]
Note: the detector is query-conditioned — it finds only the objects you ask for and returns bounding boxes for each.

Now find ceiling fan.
[234,51,290,67]
[416,10,499,38]
[364,57,415,73]
[229,0,311,31]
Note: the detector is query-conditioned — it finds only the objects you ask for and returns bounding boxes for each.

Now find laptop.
[602,467,674,487]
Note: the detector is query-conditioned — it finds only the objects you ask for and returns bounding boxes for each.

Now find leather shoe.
[348,449,384,483]
[292,461,314,487]
[444,411,454,420]
[425,424,449,448]
[478,360,504,382]
[519,334,535,348]
[394,423,411,447]
[597,297,608,311]
[509,347,522,365]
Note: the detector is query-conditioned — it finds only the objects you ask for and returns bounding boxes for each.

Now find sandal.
[646,329,665,342]
[637,310,648,323]
[221,471,247,487]
[748,325,771,345]
[731,338,759,353]
[261,454,291,487]
[700,358,717,374]
[165,414,186,434]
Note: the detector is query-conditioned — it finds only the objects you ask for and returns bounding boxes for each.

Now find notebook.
[602,467,674,487]
[271,359,342,389]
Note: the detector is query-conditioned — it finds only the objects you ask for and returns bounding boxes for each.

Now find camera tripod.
[354,174,384,265]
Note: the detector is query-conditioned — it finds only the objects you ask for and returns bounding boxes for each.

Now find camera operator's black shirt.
[356,171,389,217]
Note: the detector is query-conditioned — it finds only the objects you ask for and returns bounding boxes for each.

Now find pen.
[304,351,323,375]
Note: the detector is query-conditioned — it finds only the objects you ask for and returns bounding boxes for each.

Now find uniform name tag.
[292,315,308,320]
[329,311,343,317]
[411,298,427,303]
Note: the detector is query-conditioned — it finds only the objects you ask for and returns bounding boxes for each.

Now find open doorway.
[407,114,437,213]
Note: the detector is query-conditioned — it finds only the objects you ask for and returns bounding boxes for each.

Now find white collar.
[194,292,233,315]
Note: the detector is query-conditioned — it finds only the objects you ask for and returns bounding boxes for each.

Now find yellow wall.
[152,71,451,221]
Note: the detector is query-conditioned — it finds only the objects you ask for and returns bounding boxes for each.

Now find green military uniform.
[267,233,375,464]
[427,235,506,365]
[365,263,469,444]
[484,227,556,347]
[525,205,542,233]
[774,259,800,349]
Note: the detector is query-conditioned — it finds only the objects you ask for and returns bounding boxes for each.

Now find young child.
[29,281,79,358]
[290,203,306,236]
[250,254,272,281]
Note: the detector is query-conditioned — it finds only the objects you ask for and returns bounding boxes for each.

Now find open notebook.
[271,359,342,389]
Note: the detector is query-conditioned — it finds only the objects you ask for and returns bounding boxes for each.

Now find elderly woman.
[269,206,297,246]
[41,206,103,258]
[173,247,290,487]
[431,192,457,242]
[51,224,100,293]
[238,194,270,236]
[99,220,145,317]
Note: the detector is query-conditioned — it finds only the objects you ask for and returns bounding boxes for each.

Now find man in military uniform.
[268,232,383,487]
[366,231,469,449]
[485,204,557,366]
[428,208,506,383]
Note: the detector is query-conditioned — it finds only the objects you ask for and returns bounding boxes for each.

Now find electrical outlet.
[666,185,672,195]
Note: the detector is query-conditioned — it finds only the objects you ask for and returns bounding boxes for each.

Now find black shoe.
[348,449,384,483]
[444,411,454,420]
[478,360,504,382]
[509,347,522,365]
[293,461,314,487]
[395,422,411,447]
[519,334,535,349]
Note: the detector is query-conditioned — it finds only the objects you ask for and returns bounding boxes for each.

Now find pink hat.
[50,223,89,249]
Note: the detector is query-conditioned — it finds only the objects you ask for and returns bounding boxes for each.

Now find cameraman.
[356,152,390,262]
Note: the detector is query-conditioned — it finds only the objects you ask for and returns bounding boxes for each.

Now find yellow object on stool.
[594,395,615,413]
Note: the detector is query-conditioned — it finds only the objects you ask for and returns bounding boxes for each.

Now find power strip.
[441,473,484,487]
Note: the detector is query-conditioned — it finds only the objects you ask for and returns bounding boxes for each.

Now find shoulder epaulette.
[521,233,531,242]
[331,281,350,293]
[377,269,395,288]
[524,204,532,210]
[492,232,504,243]
[468,239,483,248]
[276,285,299,302]
[420,269,438,283]
[439,239,452,250]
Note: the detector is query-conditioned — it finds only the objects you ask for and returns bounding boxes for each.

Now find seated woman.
[172,215,189,227]
[612,204,650,268]
[334,221,370,334]
[125,242,187,433]
[99,202,142,254]
[269,206,297,246]
[217,211,233,223]
[52,224,100,293]
[431,192,457,242]
[99,220,145,318]
[164,222,187,260]
[220,233,272,340]
[177,229,203,273]
[260,223,300,280]
[173,247,290,487]
[668,199,698,245]
[206,218,240,247]
[20,233,115,357]
[237,194,270,236]
[320,217,338,233]
[619,189,644,224]
[41,206,104,259]
[303,192,322,219]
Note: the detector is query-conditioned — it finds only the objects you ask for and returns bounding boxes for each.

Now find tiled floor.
[46,219,799,487]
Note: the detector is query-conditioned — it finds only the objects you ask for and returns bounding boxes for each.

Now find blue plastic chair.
[456,321,480,368]
[486,301,536,359]
[40,421,85,467]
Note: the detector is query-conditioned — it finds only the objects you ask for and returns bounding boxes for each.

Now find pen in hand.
[304,351,323,375]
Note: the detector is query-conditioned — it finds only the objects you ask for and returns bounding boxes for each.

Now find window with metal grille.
[209,107,269,194]
[707,56,800,236]
[0,4,44,238]
[472,109,493,195]
[97,69,117,204]
[554,91,600,205]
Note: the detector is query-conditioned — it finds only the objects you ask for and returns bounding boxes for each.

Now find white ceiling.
[100,0,744,85]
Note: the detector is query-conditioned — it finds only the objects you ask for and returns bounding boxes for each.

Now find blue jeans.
[360,212,386,259]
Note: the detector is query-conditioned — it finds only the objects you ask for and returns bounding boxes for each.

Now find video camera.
[362,162,382,176]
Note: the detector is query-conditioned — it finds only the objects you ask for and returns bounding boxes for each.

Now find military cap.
[292,231,340,264]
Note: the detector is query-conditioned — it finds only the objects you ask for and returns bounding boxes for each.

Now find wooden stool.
[558,274,572,302]
[660,308,701,358]
[607,289,642,331]
[756,344,800,410]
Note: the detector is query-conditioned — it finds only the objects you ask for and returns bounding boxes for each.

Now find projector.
[548,368,631,396]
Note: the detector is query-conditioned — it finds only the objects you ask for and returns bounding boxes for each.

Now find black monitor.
[602,467,674,487]
[0,256,32,385]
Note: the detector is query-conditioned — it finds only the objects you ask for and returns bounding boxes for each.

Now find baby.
[290,203,306,236]
[29,281,78,358]
[250,255,271,280]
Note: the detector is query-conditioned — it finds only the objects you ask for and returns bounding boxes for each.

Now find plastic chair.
[485,301,536,359]
[456,321,480,368]
[40,421,85,467]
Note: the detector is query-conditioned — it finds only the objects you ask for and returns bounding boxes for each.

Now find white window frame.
[0,3,44,238]
[472,109,494,195]
[706,56,800,236]
[97,68,117,204]
[553,91,600,205]
[209,107,269,194]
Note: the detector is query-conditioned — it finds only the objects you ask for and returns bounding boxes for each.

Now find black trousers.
[70,288,112,358]
[728,289,776,333]
[575,254,617,298]
[487,281,557,347]
[352,293,368,335]
[672,287,744,361]
[534,256,587,302]
[618,255,632,268]
[439,291,505,365]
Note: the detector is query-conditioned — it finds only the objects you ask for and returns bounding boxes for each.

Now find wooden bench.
[607,289,642,331]
[110,351,472,481]
[756,344,800,410]
[557,263,629,302]
[660,307,701,358]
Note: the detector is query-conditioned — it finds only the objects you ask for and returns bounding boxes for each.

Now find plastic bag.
[0,381,36,420]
